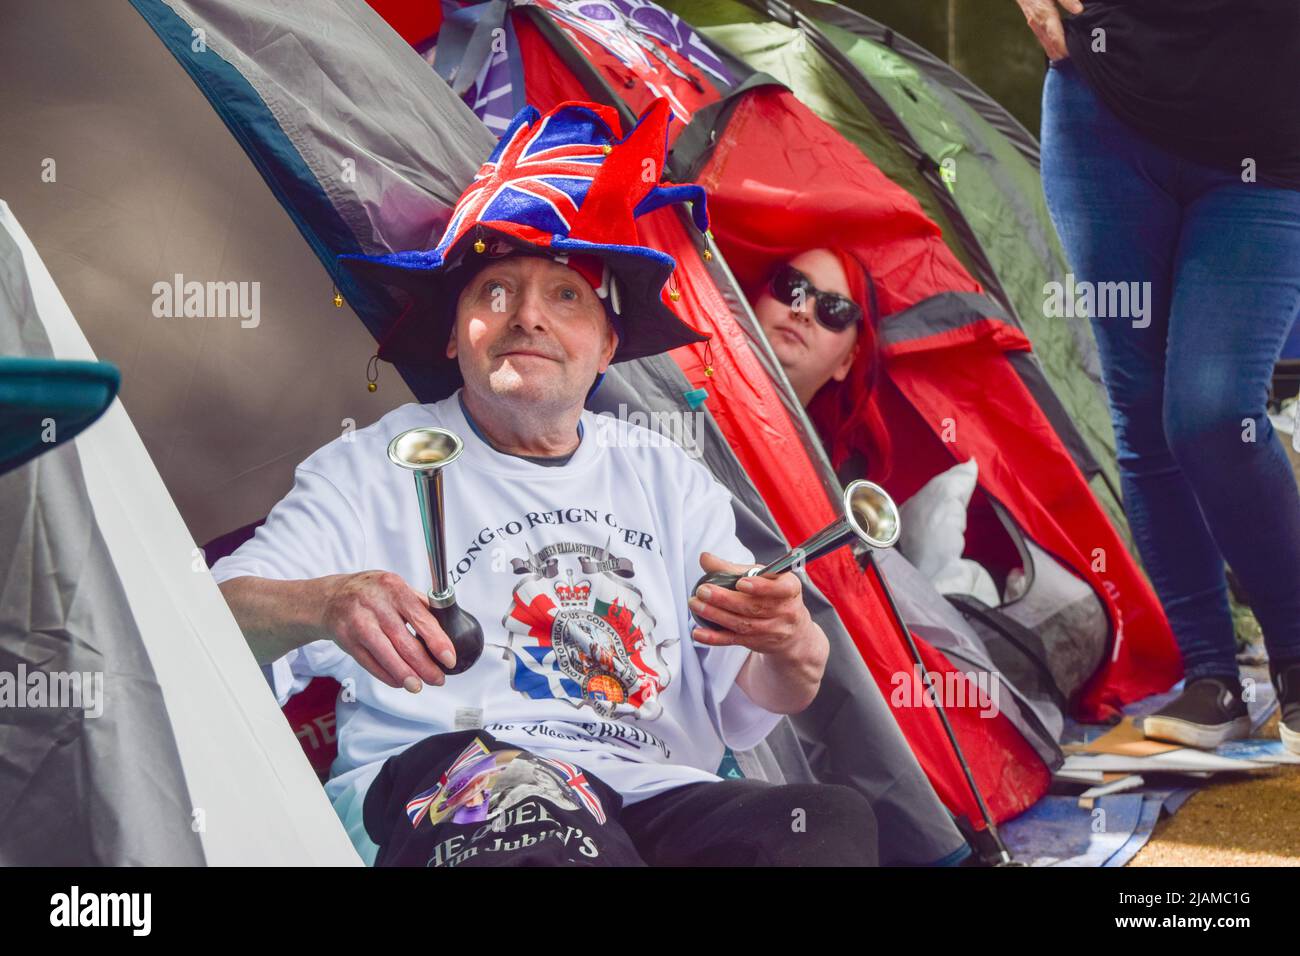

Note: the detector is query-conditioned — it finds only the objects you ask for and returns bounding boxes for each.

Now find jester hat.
[339,97,711,374]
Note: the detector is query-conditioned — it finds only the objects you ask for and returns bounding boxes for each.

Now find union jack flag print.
[544,757,607,824]
[405,737,491,828]
[433,106,615,261]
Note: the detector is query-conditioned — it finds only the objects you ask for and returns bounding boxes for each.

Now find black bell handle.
[422,601,484,676]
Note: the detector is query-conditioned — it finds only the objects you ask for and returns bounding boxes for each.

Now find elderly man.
[212,99,876,867]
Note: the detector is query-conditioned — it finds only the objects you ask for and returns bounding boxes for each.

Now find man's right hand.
[317,570,457,693]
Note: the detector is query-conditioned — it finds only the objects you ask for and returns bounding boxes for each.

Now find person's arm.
[218,570,458,693]
[689,551,829,715]
[211,462,457,694]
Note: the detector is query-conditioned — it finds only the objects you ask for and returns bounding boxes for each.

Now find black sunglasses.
[768,263,864,333]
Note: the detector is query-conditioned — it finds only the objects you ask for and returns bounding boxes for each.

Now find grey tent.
[0,199,359,865]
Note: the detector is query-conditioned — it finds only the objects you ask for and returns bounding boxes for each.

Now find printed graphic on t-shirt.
[499,539,669,720]
[406,737,606,831]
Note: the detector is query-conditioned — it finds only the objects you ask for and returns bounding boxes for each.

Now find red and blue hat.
[340,97,711,372]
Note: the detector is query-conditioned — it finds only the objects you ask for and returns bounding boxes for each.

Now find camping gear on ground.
[387,426,484,674]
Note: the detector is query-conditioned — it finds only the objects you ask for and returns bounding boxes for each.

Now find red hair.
[804,248,893,483]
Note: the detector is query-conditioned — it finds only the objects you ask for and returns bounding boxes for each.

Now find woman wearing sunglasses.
[751,248,892,484]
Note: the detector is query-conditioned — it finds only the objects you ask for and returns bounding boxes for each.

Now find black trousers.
[362,731,878,867]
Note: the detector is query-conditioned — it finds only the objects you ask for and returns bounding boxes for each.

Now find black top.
[1064,0,1300,190]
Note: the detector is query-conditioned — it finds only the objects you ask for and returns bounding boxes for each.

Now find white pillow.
[897,458,978,578]
[897,458,999,604]
[933,558,1001,607]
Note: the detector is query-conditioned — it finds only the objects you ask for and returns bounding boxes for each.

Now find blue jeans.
[1041,58,1300,681]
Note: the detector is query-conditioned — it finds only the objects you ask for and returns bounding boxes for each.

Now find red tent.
[357,0,1183,828]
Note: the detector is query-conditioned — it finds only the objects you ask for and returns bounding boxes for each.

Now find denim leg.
[1041,60,1239,679]
[1164,181,1300,669]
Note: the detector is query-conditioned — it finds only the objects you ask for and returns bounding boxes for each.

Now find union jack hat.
[340,97,711,375]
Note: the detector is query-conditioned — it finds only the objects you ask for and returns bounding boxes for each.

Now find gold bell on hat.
[474,238,486,253]
[669,288,681,301]
[602,143,612,155]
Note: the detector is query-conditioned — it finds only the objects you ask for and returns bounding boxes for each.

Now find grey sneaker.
[1141,676,1250,749]
[1271,660,1300,756]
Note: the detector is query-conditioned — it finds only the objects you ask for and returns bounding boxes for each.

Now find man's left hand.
[690,552,829,714]
[690,552,817,662]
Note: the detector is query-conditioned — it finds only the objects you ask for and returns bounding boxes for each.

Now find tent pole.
[863,550,1021,866]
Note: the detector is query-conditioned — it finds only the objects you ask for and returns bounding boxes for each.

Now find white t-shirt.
[211,391,781,848]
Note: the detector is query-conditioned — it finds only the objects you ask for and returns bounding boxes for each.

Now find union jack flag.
[405,737,491,829]
[433,107,611,261]
[543,757,607,824]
